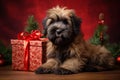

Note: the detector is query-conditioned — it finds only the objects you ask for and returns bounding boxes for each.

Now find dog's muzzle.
[56,29,65,37]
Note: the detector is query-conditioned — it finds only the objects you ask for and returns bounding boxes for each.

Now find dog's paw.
[54,68,74,75]
[35,67,53,74]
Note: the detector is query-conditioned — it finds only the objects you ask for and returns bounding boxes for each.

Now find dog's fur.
[35,6,115,75]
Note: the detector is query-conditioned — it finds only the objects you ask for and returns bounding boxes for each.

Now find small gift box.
[11,30,47,71]
[11,39,47,71]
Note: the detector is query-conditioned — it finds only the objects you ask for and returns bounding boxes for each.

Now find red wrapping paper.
[11,40,26,70]
[11,39,47,71]
[29,40,46,71]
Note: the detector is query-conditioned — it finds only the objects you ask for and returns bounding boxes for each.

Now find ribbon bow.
[17,30,43,41]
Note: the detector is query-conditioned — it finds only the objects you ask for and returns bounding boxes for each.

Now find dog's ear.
[42,17,54,36]
[71,16,82,35]
[42,17,48,36]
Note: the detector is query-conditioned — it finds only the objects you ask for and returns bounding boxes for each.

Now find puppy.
[35,6,115,75]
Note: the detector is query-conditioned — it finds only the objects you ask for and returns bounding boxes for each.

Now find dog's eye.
[63,19,68,24]
[50,27,57,33]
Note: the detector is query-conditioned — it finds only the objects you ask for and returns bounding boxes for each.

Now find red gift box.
[11,39,47,71]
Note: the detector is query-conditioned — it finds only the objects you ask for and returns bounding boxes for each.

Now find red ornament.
[0,59,5,65]
[117,56,120,62]
[98,20,104,25]
[98,13,105,25]
[0,54,5,66]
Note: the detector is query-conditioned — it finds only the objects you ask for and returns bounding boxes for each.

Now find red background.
[0,0,120,46]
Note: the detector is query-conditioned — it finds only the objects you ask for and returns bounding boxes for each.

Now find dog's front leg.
[54,58,85,75]
[35,58,58,74]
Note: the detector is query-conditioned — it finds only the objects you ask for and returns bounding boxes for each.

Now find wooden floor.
[0,65,120,80]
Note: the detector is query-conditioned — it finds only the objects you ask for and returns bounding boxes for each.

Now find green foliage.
[0,41,12,65]
[90,24,109,45]
[90,23,120,58]
[0,41,6,52]
[25,15,39,33]
[106,43,120,58]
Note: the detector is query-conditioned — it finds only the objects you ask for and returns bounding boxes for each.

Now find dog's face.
[43,6,81,46]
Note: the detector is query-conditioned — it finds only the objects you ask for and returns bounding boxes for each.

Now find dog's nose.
[56,29,63,34]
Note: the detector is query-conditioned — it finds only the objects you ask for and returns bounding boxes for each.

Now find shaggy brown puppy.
[35,6,115,75]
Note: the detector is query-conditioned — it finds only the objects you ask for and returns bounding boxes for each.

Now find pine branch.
[25,15,39,33]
